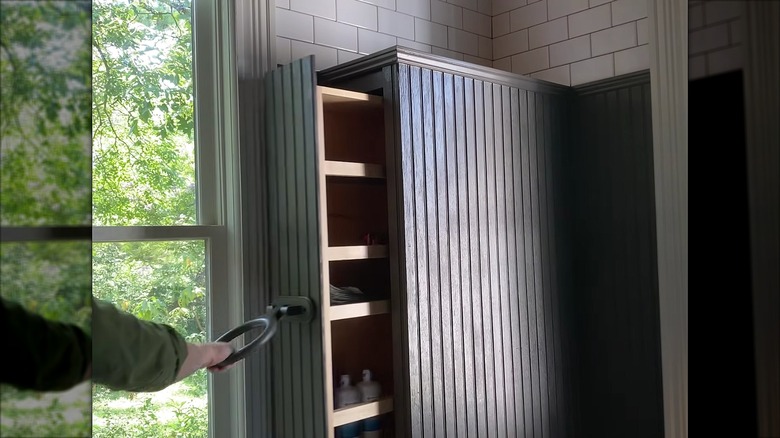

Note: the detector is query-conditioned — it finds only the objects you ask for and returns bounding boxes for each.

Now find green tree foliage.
[0,0,91,226]
[1,2,92,435]
[91,1,208,436]
[92,0,196,227]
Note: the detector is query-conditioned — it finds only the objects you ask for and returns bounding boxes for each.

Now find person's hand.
[176,342,235,381]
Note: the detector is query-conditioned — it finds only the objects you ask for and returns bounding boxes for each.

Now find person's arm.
[175,342,234,381]
[1,297,91,391]
[91,298,232,392]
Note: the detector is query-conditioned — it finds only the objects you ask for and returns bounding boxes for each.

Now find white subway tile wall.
[611,0,646,26]
[432,0,464,27]
[378,8,416,40]
[510,1,548,31]
[494,28,529,58]
[397,0,431,20]
[357,28,397,54]
[529,17,569,49]
[493,56,512,71]
[614,44,648,75]
[398,37,434,53]
[292,40,339,69]
[548,0,588,20]
[337,0,378,31]
[567,4,610,38]
[432,46,466,60]
[511,46,549,74]
[278,0,492,70]
[493,12,511,37]
[492,0,648,85]
[315,17,359,51]
[636,17,648,45]
[291,0,336,20]
[415,17,449,47]
[277,0,740,85]
[464,8,493,37]
[549,34,591,66]
[591,21,636,56]
[689,0,744,79]
[449,27,481,56]
[531,64,571,86]
[277,37,292,65]
[570,53,614,85]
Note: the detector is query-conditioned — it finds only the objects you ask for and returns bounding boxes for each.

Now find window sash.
[89,0,246,436]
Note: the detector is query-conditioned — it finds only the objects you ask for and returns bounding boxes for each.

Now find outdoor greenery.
[0,1,92,227]
[1,1,92,436]
[91,0,209,436]
[2,0,209,436]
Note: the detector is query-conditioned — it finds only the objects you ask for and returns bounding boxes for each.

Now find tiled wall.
[688,1,744,80]
[491,0,648,86]
[275,0,494,71]
[276,0,745,86]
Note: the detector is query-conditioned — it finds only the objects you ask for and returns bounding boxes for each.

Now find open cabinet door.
[264,55,327,437]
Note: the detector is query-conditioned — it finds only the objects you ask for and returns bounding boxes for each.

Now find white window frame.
[91,0,246,436]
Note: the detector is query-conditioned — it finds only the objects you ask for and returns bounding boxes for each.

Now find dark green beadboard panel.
[264,55,326,438]
[567,72,663,438]
[395,63,574,438]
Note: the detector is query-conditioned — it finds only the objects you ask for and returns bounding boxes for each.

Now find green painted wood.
[567,72,662,438]
[264,55,326,438]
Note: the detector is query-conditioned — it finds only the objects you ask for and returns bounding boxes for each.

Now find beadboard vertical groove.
[265,56,326,438]
[396,63,571,438]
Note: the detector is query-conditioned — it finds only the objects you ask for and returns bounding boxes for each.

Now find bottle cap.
[362,369,372,381]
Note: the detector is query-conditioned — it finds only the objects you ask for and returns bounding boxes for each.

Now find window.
[91,0,242,436]
[1,1,92,436]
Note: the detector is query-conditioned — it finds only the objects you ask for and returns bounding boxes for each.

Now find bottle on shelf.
[336,374,362,438]
[356,369,381,402]
[362,416,382,438]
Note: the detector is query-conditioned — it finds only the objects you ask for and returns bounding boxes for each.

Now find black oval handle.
[213,314,278,368]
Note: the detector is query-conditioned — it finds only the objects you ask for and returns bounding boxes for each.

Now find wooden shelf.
[330,300,390,321]
[324,160,385,179]
[328,245,388,261]
[333,397,393,427]
[321,86,382,108]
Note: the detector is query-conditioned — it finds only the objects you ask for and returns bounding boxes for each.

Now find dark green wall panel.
[264,55,326,438]
[567,72,663,438]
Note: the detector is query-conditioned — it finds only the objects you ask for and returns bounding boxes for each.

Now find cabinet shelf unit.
[333,396,394,427]
[317,84,395,437]
[330,300,391,321]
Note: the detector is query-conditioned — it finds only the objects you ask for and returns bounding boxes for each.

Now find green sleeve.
[0,297,90,391]
[91,298,188,392]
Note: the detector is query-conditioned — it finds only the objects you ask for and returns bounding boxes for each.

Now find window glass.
[0,241,91,437]
[0,1,91,226]
[92,0,196,226]
[92,240,207,437]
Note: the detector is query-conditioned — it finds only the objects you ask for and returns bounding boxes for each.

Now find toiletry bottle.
[336,374,361,407]
[357,369,381,402]
[335,375,362,438]
[362,416,382,437]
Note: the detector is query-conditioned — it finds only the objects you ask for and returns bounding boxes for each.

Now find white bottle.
[336,375,363,438]
[356,369,381,402]
[335,374,361,408]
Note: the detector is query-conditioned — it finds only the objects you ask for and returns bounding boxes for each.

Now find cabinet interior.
[320,86,395,435]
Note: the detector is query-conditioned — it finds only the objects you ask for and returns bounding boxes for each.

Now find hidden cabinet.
[264,47,575,438]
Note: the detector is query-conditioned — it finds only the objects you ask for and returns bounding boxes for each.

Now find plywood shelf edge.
[330,300,390,321]
[333,397,394,427]
[328,245,388,261]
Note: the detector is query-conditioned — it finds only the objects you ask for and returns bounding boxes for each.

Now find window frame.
[91,0,246,436]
